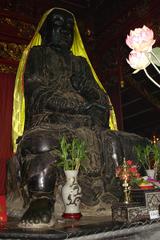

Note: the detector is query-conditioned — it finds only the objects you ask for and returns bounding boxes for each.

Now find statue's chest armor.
[44,48,73,90]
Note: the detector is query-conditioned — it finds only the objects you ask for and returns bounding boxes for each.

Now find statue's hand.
[85,103,107,111]
[85,102,111,128]
[46,94,89,114]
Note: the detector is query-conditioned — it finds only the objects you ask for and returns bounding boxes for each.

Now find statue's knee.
[18,130,58,156]
[28,165,57,195]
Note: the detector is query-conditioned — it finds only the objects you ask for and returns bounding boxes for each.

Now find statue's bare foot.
[18,197,55,228]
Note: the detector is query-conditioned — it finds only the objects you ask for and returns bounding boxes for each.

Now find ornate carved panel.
[0,64,16,73]
[0,17,35,39]
[0,41,26,61]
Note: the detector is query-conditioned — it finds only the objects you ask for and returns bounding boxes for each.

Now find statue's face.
[43,9,74,51]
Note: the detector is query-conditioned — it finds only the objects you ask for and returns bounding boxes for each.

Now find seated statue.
[9,7,149,228]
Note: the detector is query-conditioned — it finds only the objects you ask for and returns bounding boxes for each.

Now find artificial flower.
[127,160,133,165]
[126,25,155,52]
[126,50,150,73]
[116,160,140,185]
[129,166,138,173]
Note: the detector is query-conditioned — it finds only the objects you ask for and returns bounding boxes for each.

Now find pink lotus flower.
[126,50,150,73]
[126,25,155,52]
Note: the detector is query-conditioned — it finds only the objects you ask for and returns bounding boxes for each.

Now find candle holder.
[116,158,140,204]
[121,159,131,204]
[122,180,130,204]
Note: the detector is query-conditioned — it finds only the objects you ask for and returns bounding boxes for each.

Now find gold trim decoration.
[0,17,13,26]
[0,42,26,61]
[0,64,16,73]
[0,17,35,39]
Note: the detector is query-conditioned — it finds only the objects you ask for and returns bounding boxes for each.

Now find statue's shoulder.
[30,45,45,53]
[28,46,47,60]
[72,54,88,65]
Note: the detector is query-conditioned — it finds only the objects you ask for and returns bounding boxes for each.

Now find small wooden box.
[112,189,160,223]
[131,189,160,210]
[111,202,148,223]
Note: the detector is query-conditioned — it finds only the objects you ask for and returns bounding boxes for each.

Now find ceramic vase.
[146,169,155,179]
[62,170,82,220]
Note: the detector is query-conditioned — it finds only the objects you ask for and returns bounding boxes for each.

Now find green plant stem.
[149,59,160,75]
[59,136,87,171]
[144,68,160,88]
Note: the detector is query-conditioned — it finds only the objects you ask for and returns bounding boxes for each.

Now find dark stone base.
[1,216,160,239]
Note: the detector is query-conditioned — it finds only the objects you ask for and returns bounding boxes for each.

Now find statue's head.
[39,8,74,51]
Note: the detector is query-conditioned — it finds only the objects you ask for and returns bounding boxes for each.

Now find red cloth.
[0,73,15,194]
[0,195,7,222]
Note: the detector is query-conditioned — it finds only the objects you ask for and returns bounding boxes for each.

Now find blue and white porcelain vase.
[62,170,82,220]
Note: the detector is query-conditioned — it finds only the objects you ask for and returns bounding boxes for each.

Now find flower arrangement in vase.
[116,159,140,204]
[116,159,140,183]
[58,136,87,220]
[135,144,160,179]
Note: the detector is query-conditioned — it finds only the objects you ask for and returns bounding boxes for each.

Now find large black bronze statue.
[9,8,149,228]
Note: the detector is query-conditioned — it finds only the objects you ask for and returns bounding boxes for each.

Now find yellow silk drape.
[12,8,117,153]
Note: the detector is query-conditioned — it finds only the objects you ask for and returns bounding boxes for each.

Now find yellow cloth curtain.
[12,7,117,153]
